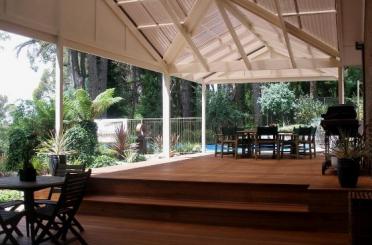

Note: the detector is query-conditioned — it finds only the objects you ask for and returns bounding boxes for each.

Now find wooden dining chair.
[254,126,278,159]
[215,127,237,158]
[295,126,314,159]
[35,163,86,234]
[34,169,91,245]
[0,206,24,245]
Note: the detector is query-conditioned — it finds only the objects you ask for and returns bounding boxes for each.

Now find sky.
[0,32,50,103]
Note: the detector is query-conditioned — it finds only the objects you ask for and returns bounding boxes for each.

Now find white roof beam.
[274,0,296,68]
[160,0,209,72]
[163,0,211,64]
[106,0,168,72]
[216,0,251,70]
[206,75,338,84]
[170,57,340,74]
[281,9,336,17]
[224,1,272,53]
[230,0,339,57]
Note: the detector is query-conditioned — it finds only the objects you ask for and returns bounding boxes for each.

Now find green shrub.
[78,120,98,149]
[31,155,48,175]
[175,142,201,153]
[90,155,118,168]
[6,128,29,171]
[294,96,325,124]
[0,190,22,202]
[123,149,146,163]
[65,125,97,166]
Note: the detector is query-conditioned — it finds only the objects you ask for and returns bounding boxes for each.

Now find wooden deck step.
[80,194,320,231]
[87,177,310,204]
[83,195,309,213]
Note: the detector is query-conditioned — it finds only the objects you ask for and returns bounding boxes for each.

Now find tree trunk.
[180,80,191,117]
[87,54,99,99]
[69,50,85,89]
[87,55,108,100]
[309,81,317,98]
[252,83,261,126]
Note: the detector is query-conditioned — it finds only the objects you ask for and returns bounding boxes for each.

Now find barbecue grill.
[320,105,359,174]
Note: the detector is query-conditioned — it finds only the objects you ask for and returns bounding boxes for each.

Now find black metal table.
[0,176,64,244]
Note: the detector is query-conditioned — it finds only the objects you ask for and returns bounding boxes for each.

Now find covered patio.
[1,0,371,244]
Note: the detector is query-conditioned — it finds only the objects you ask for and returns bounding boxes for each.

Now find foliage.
[0,190,22,202]
[0,31,10,50]
[0,95,9,154]
[65,125,96,166]
[31,155,49,175]
[294,96,325,124]
[97,143,117,158]
[6,128,38,171]
[122,149,146,163]
[78,120,98,151]
[90,155,118,168]
[207,89,245,132]
[15,39,56,71]
[33,69,55,100]
[9,99,55,139]
[344,66,362,98]
[111,125,129,159]
[37,131,74,155]
[332,135,363,160]
[175,142,201,153]
[258,83,296,125]
[136,71,162,118]
[151,135,163,153]
[65,88,122,123]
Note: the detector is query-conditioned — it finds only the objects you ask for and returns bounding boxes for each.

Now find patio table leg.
[24,190,36,244]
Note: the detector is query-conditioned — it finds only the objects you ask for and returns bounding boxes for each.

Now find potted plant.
[37,131,73,175]
[19,133,38,182]
[332,134,363,188]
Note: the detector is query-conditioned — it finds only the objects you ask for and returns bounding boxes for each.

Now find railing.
[127,117,202,144]
[95,118,202,152]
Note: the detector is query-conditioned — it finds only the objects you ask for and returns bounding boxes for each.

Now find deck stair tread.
[83,195,309,213]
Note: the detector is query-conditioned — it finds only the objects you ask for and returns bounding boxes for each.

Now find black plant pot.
[337,158,360,188]
[19,167,37,182]
[49,155,66,176]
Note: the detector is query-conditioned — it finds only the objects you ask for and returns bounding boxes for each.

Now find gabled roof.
[0,0,363,84]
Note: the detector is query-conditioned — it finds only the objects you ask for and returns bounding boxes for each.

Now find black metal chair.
[254,126,279,159]
[0,204,24,245]
[33,169,91,244]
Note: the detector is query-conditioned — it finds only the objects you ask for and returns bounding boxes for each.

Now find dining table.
[0,175,65,244]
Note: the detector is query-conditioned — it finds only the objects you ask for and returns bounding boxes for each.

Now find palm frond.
[14,39,38,58]
[92,88,122,118]
[71,89,93,121]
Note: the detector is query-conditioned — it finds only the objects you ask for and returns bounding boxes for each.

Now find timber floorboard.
[12,215,349,245]
[93,155,372,189]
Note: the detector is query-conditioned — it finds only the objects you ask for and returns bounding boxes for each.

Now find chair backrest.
[311,127,317,140]
[221,126,237,139]
[54,164,86,177]
[298,126,313,141]
[56,169,91,214]
[256,126,278,139]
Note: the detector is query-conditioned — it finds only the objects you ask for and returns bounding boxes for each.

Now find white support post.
[201,83,206,153]
[338,66,345,104]
[55,38,64,136]
[162,74,171,158]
